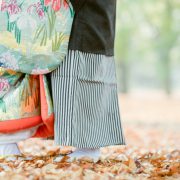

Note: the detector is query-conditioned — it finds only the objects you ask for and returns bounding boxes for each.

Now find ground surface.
[0,91,179,179]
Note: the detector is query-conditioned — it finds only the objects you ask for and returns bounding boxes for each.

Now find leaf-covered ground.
[0,93,179,179]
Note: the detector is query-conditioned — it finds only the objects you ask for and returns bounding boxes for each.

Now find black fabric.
[69,0,117,56]
[46,73,52,97]
[70,0,86,12]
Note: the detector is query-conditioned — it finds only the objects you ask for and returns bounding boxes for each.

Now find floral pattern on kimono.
[0,0,74,137]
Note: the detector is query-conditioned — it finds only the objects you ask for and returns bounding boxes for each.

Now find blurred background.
[115,0,180,94]
[115,0,180,151]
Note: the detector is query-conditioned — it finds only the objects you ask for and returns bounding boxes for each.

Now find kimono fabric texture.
[0,0,74,145]
[47,50,126,148]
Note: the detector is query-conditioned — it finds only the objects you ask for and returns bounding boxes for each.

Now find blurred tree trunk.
[115,28,132,93]
[160,52,171,94]
[141,0,178,94]
[120,60,129,93]
[159,0,174,94]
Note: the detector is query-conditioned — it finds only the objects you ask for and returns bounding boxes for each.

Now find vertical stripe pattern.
[50,50,126,148]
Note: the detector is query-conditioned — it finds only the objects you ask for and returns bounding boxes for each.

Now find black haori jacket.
[69,0,117,56]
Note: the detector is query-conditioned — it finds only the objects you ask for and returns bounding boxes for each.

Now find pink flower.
[0,0,7,11]
[27,2,45,19]
[44,0,68,12]
[1,0,21,15]
[0,78,10,98]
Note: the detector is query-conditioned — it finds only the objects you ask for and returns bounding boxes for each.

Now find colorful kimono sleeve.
[0,0,74,75]
[0,0,74,138]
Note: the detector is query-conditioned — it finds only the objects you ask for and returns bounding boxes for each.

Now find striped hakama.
[48,50,125,148]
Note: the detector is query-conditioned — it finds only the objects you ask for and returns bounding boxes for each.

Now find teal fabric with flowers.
[0,0,74,74]
[0,0,74,135]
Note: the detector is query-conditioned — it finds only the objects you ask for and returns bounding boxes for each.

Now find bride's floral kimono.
[0,0,74,144]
